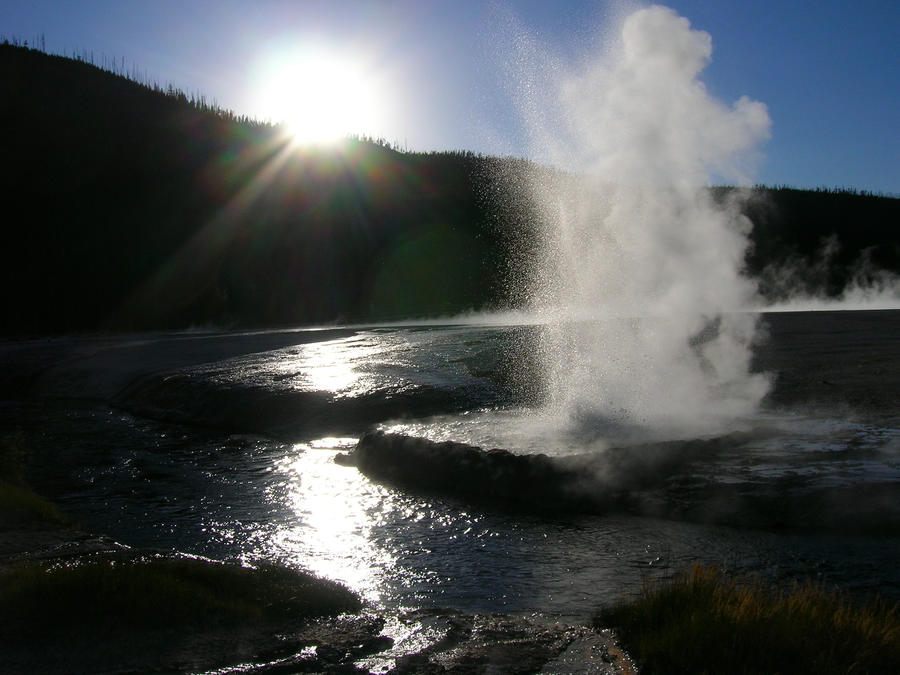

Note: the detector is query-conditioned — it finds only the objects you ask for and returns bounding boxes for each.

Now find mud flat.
[754,309,900,412]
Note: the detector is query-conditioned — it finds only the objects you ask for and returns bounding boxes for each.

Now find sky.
[2,0,898,194]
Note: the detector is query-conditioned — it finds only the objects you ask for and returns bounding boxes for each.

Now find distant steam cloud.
[759,234,900,312]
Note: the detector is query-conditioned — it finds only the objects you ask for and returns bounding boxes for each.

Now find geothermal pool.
[4,310,899,622]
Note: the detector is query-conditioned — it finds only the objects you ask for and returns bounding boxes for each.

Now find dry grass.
[596,564,900,674]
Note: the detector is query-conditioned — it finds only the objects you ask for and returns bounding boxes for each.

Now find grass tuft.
[0,429,28,484]
[596,564,900,675]
[1,556,362,638]
[0,479,70,525]
[0,430,70,526]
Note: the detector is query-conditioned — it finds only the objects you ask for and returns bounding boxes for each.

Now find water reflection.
[204,332,407,400]
[271,438,427,604]
[13,323,900,625]
[263,436,557,613]
[258,327,512,400]
[271,337,385,397]
[251,417,900,618]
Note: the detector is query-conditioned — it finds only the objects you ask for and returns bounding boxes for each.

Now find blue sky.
[2,0,897,193]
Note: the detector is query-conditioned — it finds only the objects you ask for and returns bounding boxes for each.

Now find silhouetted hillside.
[1,44,898,335]
[0,44,514,333]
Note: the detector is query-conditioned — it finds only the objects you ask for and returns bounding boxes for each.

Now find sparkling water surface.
[12,322,900,622]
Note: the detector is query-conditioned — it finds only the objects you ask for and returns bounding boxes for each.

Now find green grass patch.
[1,556,362,637]
[596,564,900,675]
[0,429,70,526]
[0,479,70,525]
[0,429,28,484]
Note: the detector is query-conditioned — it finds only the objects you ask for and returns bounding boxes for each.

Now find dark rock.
[346,429,740,516]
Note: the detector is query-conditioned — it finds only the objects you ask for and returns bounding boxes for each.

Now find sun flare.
[256,46,384,146]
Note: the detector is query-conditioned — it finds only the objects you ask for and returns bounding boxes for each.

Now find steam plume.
[512,5,772,436]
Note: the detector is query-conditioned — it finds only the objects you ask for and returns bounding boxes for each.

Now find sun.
[256,46,384,146]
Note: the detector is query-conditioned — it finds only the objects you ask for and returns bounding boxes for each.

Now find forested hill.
[2,43,898,335]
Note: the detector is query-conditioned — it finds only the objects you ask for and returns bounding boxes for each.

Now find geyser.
[512,5,772,437]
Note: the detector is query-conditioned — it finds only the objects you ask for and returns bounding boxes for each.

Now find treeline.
[0,35,261,126]
[1,44,897,335]
[0,43,517,333]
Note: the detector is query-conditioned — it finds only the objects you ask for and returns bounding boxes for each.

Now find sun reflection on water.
[271,438,420,603]
[266,334,410,398]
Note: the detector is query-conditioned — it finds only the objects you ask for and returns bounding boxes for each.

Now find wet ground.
[2,309,898,672]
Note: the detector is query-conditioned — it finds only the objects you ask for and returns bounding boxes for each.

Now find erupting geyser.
[512,5,773,437]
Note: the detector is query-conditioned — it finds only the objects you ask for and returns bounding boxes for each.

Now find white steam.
[758,234,900,312]
[511,5,773,437]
